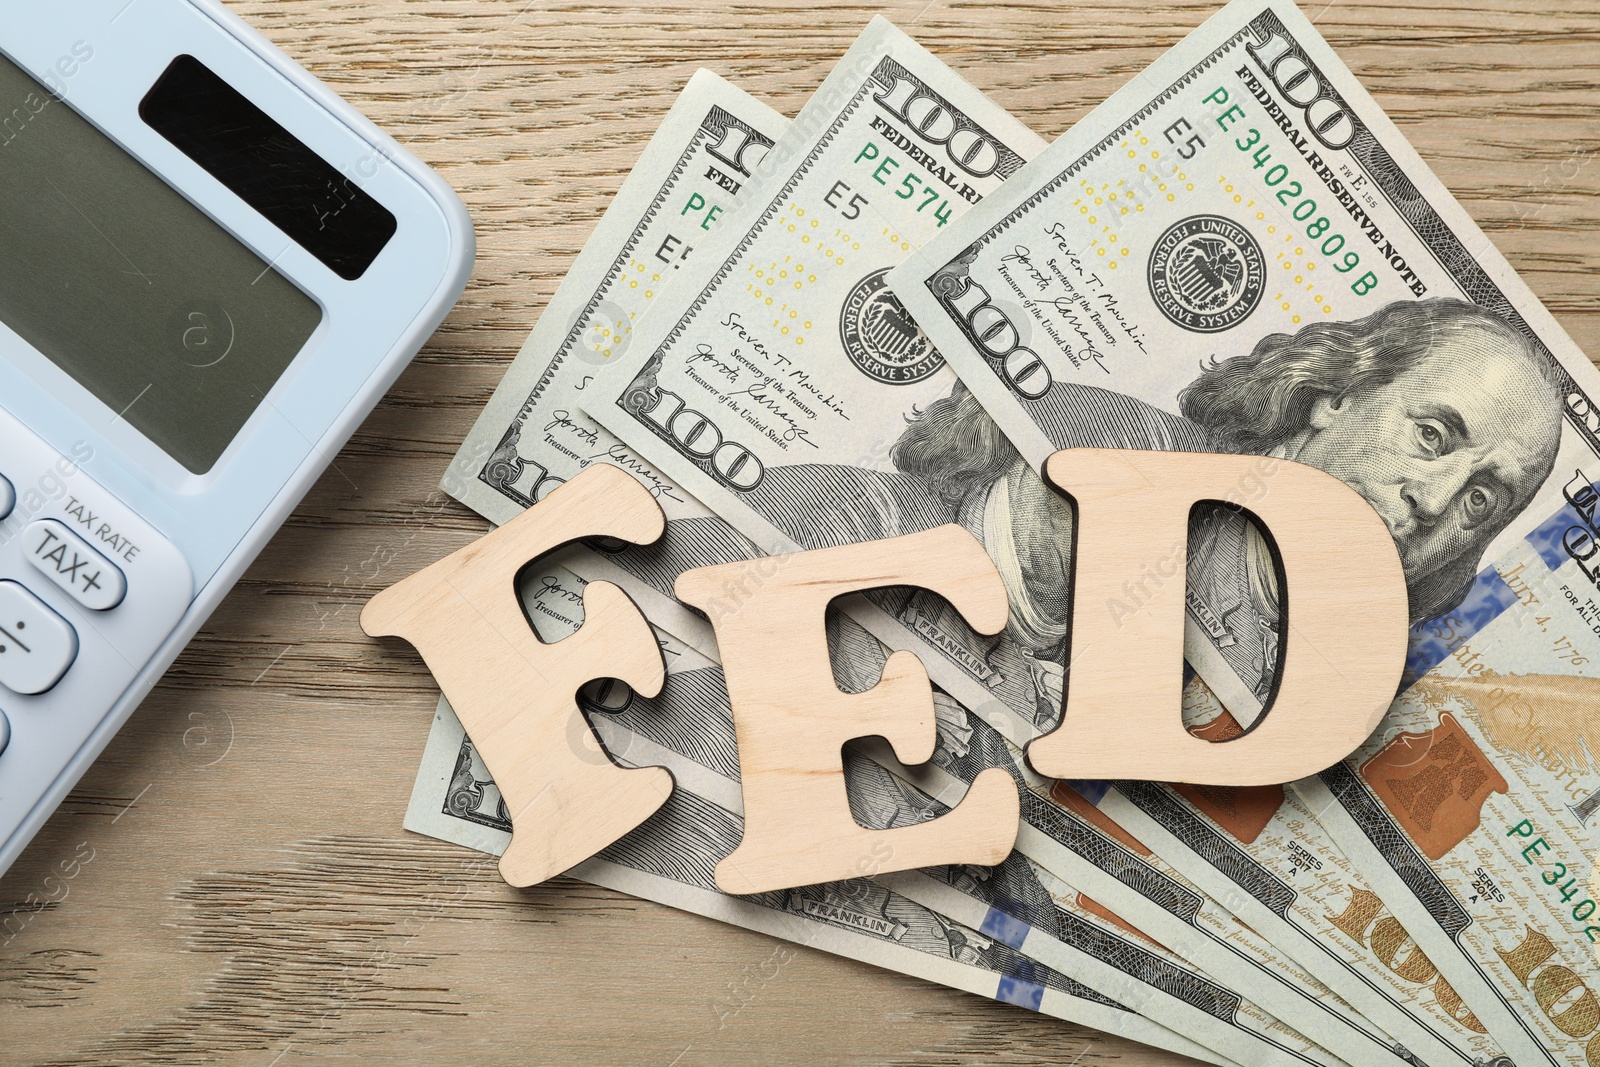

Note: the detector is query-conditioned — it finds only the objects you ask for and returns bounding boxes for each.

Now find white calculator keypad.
[0,404,192,855]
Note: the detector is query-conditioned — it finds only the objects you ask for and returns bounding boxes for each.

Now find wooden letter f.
[362,465,671,888]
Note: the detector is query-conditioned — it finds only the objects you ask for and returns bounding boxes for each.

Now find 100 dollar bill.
[577,15,1053,651]
[405,697,1205,1055]
[430,34,1233,1053]
[891,0,1600,1061]
[1298,520,1600,1067]
[1100,687,1510,1067]
[401,564,1222,1063]
[1098,681,1506,1067]
[439,68,784,638]
[881,856,1341,1067]
[577,15,1465,1065]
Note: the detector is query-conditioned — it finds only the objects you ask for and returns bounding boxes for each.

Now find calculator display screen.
[0,52,323,474]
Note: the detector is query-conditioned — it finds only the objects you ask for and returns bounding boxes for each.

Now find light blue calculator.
[0,0,474,873]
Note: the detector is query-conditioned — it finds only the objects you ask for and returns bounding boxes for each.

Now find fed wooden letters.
[364,453,1407,892]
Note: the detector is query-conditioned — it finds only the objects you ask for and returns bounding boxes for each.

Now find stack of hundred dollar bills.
[403,2,1600,1062]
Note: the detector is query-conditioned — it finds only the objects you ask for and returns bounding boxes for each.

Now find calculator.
[0,1,474,874]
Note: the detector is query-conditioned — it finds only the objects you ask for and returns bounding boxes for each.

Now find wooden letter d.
[1027,448,1409,786]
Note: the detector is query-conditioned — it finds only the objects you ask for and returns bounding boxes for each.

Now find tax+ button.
[24,519,126,610]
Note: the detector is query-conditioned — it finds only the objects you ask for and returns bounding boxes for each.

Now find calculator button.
[0,474,12,520]
[0,708,8,756]
[0,582,77,695]
[23,519,126,610]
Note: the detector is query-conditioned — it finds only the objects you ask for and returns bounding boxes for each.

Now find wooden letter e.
[361,465,671,888]
[676,525,1021,895]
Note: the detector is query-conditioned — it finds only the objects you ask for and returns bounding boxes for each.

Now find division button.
[23,519,126,611]
[0,581,78,694]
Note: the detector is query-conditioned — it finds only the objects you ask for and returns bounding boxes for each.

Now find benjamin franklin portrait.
[745,297,1562,724]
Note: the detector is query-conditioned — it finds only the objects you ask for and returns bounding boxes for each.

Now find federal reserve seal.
[839,268,944,384]
[1147,214,1265,333]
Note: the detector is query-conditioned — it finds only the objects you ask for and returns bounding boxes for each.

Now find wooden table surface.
[4,0,1599,1063]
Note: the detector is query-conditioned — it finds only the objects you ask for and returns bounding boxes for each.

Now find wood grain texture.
[1032,448,1408,784]
[2,0,1597,1063]
[674,526,1019,894]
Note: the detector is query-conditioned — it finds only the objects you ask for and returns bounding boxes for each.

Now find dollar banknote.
[836,631,1376,1067]
[404,697,1218,1057]
[572,16,1063,678]
[887,0,1600,1061]
[423,56,1236,1054]
[856,744,1367,1066]
[1096,681,1509,1066]
[572,14,1456,1065]
[419,570,1397,1065]
[1293,519,1600,1067]
[883,0,1592,749]
[401,564,1224,1064]
[880,686,1415,1066]
[880,858,1341,1067]
[437,68,785,639]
